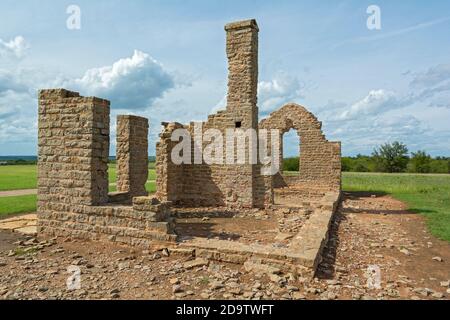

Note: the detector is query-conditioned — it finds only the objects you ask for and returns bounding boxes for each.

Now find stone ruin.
[37,19,341,277]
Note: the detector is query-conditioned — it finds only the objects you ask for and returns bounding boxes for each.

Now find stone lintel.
[117,114,148,121]
[225,19,259,32]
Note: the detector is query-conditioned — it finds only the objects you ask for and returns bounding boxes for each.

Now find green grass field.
[0,194,37,217]
[108,163,156,184]
[0,164,156,191]
[0,164,157,217]
[0,165,37,191]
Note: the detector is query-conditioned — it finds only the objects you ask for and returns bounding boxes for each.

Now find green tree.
[408,150,431,173]
[341,157,352,171]
[283,157,299,172]
[372,141,409,173]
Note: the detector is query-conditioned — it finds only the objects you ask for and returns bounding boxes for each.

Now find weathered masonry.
[37,89,175,245]
[116,115,149,198]
[259,103,341,191]
[37,19,342,277]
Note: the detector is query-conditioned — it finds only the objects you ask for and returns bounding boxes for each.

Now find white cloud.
[0,49,182,155]
[329,64,450,124]
[258,72,304,114]
[316,63,450,155]
[0,68,37,142]
[325,112,432,155]
[0,90,37,147]
[0,70,28,94]
[0,36,29,59]
[338,89,397,120]
[67,50,175,109]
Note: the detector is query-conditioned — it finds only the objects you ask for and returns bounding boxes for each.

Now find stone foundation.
[176,190,341,277]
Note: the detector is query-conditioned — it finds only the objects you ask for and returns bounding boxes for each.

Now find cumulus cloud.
[68,50,175,109]
[337,89,398,120]
[1,49,180,154]
[324,92,418,152]
[258,72,304,114]
[0,91,26,118]
[0,89,37,148]
[0,36,29,59]
[326,64,450,127]
[317,63,450,155]
[0,70,30,95]
[324,112,432,155]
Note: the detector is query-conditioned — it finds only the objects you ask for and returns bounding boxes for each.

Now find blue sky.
[1,0,450,157]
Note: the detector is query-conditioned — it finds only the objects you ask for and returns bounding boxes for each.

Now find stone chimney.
[225,19,259,129]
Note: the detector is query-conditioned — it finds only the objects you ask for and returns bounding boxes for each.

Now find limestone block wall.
[116,115,149,198]
[38,199,176,245]
[155,122,186,203]
[259,103,341,192]
[38,89,110,206]
[225,19,259,113]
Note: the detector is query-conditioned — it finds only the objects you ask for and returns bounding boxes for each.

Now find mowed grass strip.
[0,194,37,216]
[0,165,157,217]
[0,182,157,217]
[343,172,450,242]
[0,164,156,191]
[108,164,156,183]
[0,165,37,191]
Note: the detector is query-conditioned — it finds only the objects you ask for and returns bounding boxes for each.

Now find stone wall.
[155,122,186,204]
[37,89,175,246]
[156,19,269,208]
[38,89,110,206]
[259,103,341,192]
[116,115,149,198]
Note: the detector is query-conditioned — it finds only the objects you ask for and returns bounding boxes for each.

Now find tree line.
[283,141,450,174]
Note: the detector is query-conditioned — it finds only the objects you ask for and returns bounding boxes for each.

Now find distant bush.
[340,143,449,174]
[0,159,36,165]
[341,155,373,172]
[283,157,299,172]
[429,158,450,173]
[408,150,431,173]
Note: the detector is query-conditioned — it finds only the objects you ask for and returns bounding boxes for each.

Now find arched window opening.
[282,128,300,176]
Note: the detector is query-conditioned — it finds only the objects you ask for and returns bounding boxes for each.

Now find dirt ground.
[173,206,309,245]
[0,192,449,300]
